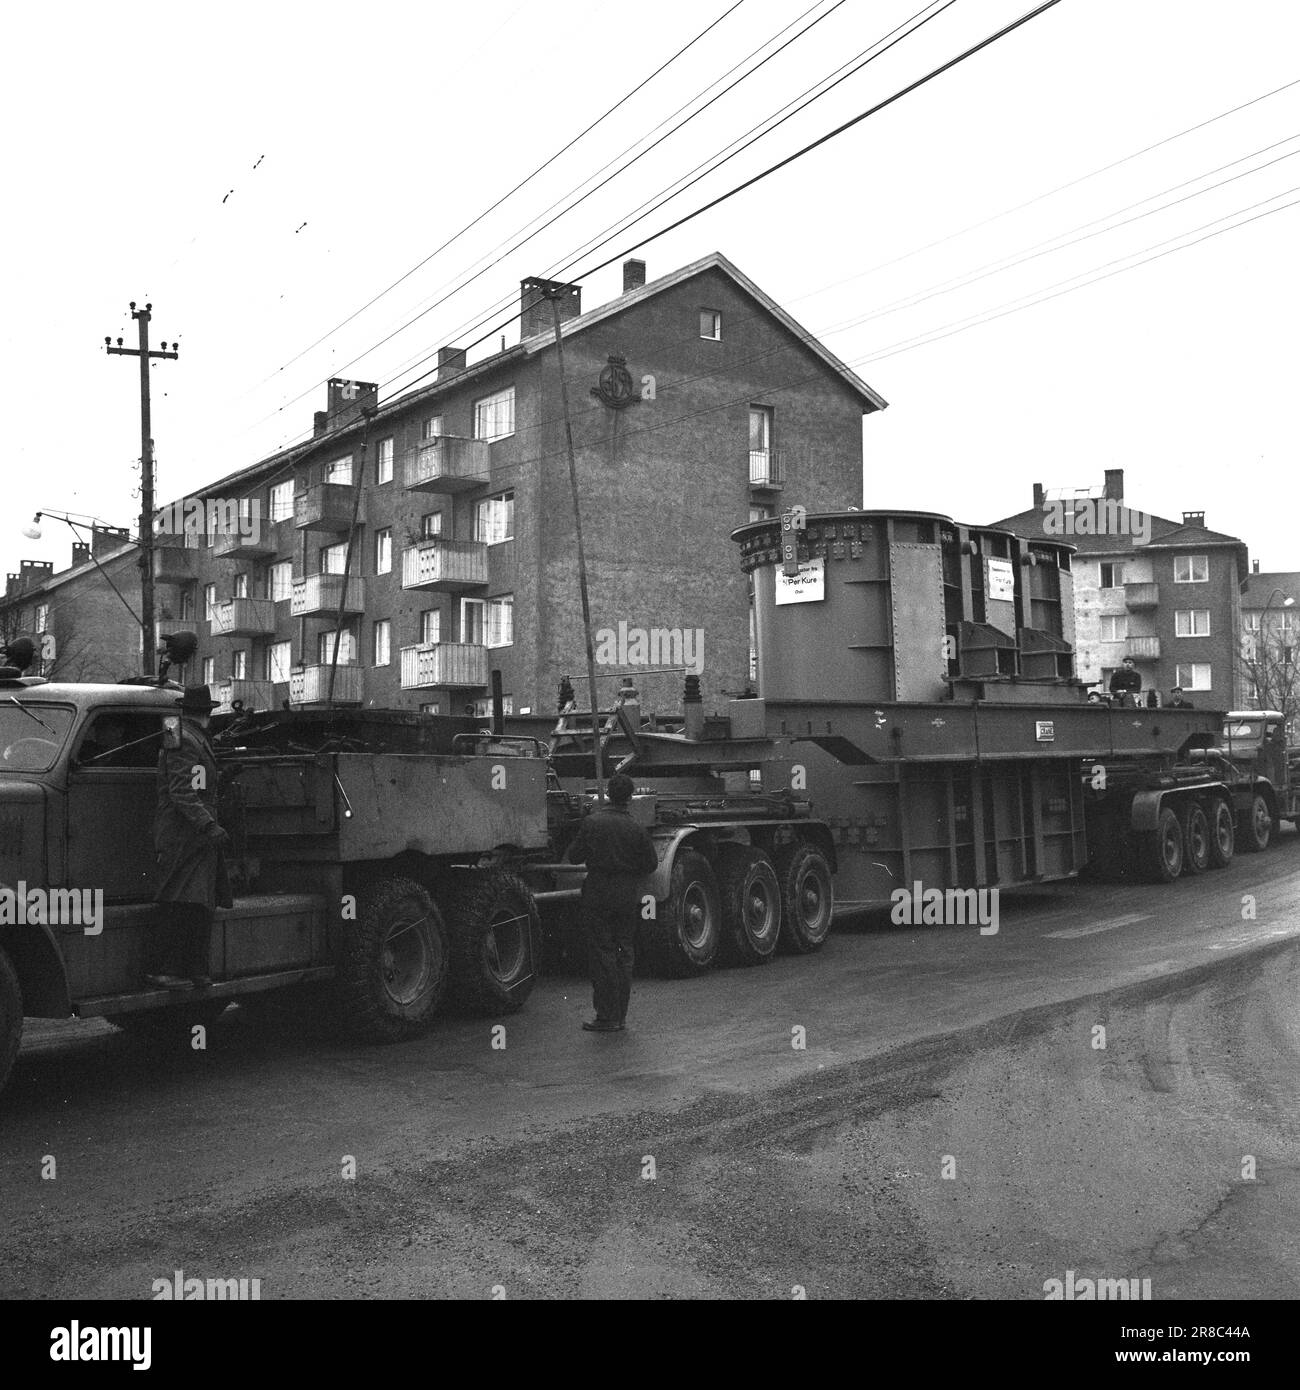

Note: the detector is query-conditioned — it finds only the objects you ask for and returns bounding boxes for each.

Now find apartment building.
[992,469,1248,707]
[1239,565,1300,727]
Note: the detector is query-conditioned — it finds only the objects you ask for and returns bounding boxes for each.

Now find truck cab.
[1219,710,1300,828]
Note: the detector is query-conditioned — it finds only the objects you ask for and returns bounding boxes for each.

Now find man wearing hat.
[144,685,231,991]
[1168,686,1195,709]
[1108,655,1142,708]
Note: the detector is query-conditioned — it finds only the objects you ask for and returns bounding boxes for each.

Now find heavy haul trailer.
[0,686,550,1097]
[728,508,1290,902]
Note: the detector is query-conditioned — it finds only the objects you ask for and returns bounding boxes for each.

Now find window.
[486,595,514,648]
[471,697,514,718]
[376,437,394,485]
[265,640,291,683]
[321,541,350,575]
[421,416,443,440]
[1100,614,1127,641]
[269,561,293,602]
[1174,554,1208,583]
[373,619,391,667]
[74,711,163,771]
[1099,562,1124,589]
[700,309,722,340]
[1174,662,1212,691]
[203,584,217,621]
[473,387,515,442]
[269,480,294,522]
[461,598,485,645]
[180,587,195,621]
[749,504,774,522]
[419,700,443,715]
[420,610,441,645]
[475,491,514,545]
[326,456,353,486]
[318,628,357,666]
[1175,609,1211,637]
[375,528,392,576]
[202,656,215,685]
[234,573,249,599]
[421,511,443,539]
[34,602,49,632]
[749,405,772,453]
[232,650,247,680]
[1243,612,1261,633]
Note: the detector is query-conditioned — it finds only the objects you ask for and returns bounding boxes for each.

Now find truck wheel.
[0,949,23,1099]
[716,846,781,966]
[1237,793,1273,853]
[1181,803,1211,874]
[337,876,449,1043]
[1207,799,1235,869]
[1140,807,1184,883]
[644,848,720,976]
[444,870,539,1015]
[775,843,834,953]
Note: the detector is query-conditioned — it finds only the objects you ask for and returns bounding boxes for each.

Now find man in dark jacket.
[145,685,231,992]
[1168,686,1195,708]
[1108,656,1142,708]
[566,773,658,1033]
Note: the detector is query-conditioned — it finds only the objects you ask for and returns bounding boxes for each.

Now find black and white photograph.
[1,0,1297,1341]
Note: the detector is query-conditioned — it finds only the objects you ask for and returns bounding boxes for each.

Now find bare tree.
[1235,615,1300,735]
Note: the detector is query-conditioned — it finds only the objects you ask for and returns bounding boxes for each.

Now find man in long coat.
[145,685,231,991]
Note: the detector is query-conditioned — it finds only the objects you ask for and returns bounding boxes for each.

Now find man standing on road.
[1108,655,1142,708]
[566,772,658,1033]
[145,685,232,992]
[1168,686,1195,708]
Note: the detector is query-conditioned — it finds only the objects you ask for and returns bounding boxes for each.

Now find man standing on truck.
[566,772,658,1033]
[1168,685,1195,708]
[1108,655,1142,708]
[144,685,231,992]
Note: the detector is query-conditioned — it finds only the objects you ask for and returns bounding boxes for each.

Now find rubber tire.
[336,875,449,1043]
[1182,803,1211,875]
[444,870,539,1015]
[1141,806,1184,883]
[1237,793,1273,853]
[644,848,721,977]
[108,1000,229,1043]
[774,843,835,953]
[716,846,781,966]
[1207,798,1235,869]
[0,949,23,1100]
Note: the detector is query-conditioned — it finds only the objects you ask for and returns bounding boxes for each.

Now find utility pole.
[546,287,605,804]
[106,303,178,677]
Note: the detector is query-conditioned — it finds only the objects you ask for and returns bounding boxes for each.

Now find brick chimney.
[1032,482,1045,509]
[1253,559,1260,574]
[71,541,91,568]
[1103,468,1124,501]
[520,277,581,340]
[5,560,54,598]
[319,379,378,436]
[1182,510,1205,527]
[91,525,129,557]
[437,346,467,380]
[623,258,647,293]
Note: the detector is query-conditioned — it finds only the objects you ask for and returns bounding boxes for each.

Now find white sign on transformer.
[774,557,825,605]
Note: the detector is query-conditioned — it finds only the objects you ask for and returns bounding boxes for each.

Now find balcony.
[1127,635,1161,659]
[290,573,365,617]
[214,679,274,712]
[1124,582,1159,609]
[403,436,489,494]
[401,539,488,592]
[212,526,276,560]
[749,449,784,489]
[294,483,364,531]
[153,534,199,585]
[399,643,488,690]
[289,664,363,706]
[209,597,276,638]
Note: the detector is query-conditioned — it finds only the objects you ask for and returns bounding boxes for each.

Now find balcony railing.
[400,539,488,592]
[212,526,276,560]
[403,436,490,494]
[294,483,364,531]
[399,642,488,690]
[209,597,276,638]
[290,573,365,617]
[1127,635,1161,659]
[1124,582,1159,609]
[749,449,784,488]
[153,534,199,584]
[214,679,275,712]
[289,664,363,705]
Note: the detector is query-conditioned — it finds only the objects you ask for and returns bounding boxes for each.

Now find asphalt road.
[3,827,1298,1299]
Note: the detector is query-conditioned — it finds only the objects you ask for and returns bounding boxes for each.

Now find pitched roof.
[520,251,888,413]
[1241,570,1300,607]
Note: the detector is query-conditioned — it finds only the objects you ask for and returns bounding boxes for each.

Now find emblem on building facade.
[591,355,638,410]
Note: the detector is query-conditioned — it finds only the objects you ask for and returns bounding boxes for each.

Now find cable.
[260,0,749,386]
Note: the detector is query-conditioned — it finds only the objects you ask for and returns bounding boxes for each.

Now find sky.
[3,0,1297,579]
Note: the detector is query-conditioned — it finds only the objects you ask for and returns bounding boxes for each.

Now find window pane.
[373,619,391,666]
[700,309,721,339]
[473,388,514,442]
[749,406,771,451]
[421,511,443,538]
[421,610,441,645]
[487,595,513,647]
[269,482,294,522]
[376,437,394,485]
[462,600,485,645]
[269,562,293,602]
[422,416,443,440]
[326,457,353,485]
[376,528,392,575]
